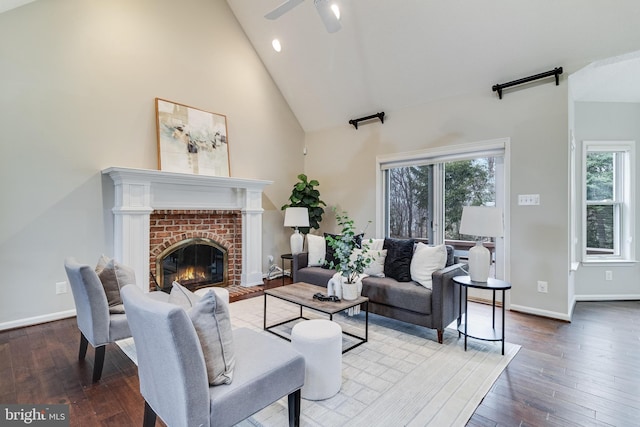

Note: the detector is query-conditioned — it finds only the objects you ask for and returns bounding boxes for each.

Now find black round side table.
[280,253,293,286]
[453,275,511,355]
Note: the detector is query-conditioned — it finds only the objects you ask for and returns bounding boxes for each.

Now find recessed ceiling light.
[272,39,282,52]
[331,4,340,20]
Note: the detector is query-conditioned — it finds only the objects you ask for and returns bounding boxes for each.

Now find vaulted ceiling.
[227,0,640,132]
[3,0,640,133]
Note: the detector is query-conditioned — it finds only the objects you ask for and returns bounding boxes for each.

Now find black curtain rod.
[492,67,563,99]
[349,112,385,129]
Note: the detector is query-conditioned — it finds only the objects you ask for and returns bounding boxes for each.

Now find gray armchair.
[121,284,305,427]
[64,257,169,382]
[64,257,132,382]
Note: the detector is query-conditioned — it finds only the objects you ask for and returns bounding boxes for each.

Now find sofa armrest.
[430,263,467,332]
[291,253,309,283]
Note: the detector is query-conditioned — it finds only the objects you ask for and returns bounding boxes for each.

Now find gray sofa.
[292,244,466,343]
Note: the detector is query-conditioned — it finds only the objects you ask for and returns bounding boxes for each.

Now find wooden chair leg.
[437,329,444,344]
[78,332,89,360]
[288,389,301,427]
[143,401,157,427]
[92,345,106,382]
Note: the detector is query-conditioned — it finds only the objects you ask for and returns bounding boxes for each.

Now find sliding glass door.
[377,139,508,280]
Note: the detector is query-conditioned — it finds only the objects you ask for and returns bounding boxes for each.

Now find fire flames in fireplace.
[155,237,227,292]
[172,266,208,285]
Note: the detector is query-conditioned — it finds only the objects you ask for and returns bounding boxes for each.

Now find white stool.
[291,319,342,400]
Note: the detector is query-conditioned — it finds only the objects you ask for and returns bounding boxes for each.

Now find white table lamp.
[284,207,310,255]
[459,206,503,282]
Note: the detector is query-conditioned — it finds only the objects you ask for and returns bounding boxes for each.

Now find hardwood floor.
[468,299,640,427]
[1,278,638,426]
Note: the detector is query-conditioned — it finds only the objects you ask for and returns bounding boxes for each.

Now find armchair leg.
[288,389,301,427]
[437,329,443,344]
[92,345,106,382]
[79,332,89,360]
[143,401,157,427]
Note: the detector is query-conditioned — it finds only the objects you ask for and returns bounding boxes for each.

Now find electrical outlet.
[605,271,613,281]
[537,281,548,293]
[268,255,274,265]
[56,281,68,294]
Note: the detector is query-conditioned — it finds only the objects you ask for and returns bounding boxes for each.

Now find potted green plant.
[281,174,326,234]
[325,209,374,299]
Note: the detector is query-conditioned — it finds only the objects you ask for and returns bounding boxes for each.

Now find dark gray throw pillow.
[383,238,415,282]
[445,245,455,267]
[323,233,364,269]
[323,233,340,268]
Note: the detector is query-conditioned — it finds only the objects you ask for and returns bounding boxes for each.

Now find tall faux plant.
[281,174,326,234]
[325,210,374,284]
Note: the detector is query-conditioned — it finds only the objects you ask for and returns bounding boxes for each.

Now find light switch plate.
[518,194,540,205]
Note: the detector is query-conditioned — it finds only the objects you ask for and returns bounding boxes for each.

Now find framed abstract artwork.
[155,98,230,177]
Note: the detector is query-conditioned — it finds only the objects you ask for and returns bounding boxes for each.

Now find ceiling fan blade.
[265,0,305,20]
[314,0,341,33]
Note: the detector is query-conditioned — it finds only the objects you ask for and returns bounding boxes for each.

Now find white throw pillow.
[348,248,387,277]
[369,238,385,251]
[306,233,326,266]
[410,243,447,289]
[188,290,235,386]
[365,249,387,277]
[169,281,201,309]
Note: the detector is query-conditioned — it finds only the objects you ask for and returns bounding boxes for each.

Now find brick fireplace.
[103,167,271,292]
[149,210,241,291]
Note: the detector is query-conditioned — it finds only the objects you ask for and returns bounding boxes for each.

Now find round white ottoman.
[291,319,342,400]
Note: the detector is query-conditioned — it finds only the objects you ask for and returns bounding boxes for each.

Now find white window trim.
[581,140,636,263]
[375,138,511,282]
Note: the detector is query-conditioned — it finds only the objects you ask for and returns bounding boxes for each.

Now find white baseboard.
[575,294,640,301]
[0,309,76,332]
[509,304,572,322]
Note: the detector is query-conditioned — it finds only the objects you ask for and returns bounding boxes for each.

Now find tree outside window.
[444,159,494,240]
[582,140,635,261]
[585,152,615,253]
[388,158,495,241]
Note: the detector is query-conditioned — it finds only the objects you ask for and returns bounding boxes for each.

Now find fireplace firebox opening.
[155,237,228,292]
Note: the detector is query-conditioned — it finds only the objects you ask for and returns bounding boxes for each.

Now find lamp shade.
[284,207,310,228]
[284,207,309,255]
[459,206,503,238]
[459,206,503,282]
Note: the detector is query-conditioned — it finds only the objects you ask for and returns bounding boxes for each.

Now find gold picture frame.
[155,98,230,177]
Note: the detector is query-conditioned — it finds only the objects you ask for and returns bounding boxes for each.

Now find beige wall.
[0,0,305,327]
[304,81,572,319]
[3,0,630,328]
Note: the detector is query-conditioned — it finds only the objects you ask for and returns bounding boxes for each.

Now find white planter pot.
[341,280,361,301]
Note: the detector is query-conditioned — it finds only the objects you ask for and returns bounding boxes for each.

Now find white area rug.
[117,296,519,427]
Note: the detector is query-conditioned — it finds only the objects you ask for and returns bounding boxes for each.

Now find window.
[387,165,434,241]
[582,141,635,261]
[376,139,508,279]
[387,159,496,242]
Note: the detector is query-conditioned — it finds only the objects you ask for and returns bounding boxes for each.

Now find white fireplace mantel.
[103,167,272,291]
